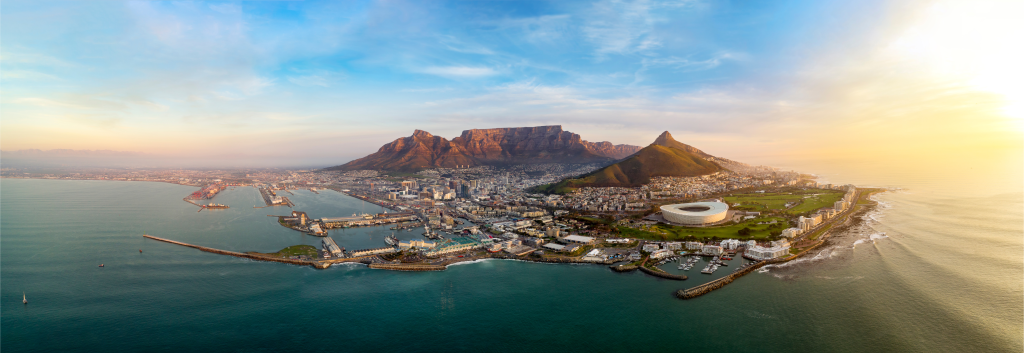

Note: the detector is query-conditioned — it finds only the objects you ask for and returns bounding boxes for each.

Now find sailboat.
[23,292,27,304]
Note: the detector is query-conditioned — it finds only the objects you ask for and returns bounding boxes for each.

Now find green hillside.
[535,143,721,193]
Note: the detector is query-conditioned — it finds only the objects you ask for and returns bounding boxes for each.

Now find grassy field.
[722,189,844,215]
[787,191,844,214]
[619,216,788,241]
[259,245,319,258]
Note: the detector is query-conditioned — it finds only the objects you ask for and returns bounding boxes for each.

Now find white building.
[686,241,704,250]
[660,202,730,225]
[665,242,682,250]
[720,239,741,250]
[561,235,595,245]
[782,228,801,238]
[746,243,791,260]
[702,245,724,256]
[642,243,661,252]
[651,249,674,259]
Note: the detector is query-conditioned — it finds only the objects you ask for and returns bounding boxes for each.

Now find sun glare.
[888,0,1024,126]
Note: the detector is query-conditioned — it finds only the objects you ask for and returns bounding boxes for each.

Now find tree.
[737,227,752,236]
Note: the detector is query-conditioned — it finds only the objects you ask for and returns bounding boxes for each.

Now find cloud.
[582,0,657,55]
[419,66,498,78]
[400,87,454,93]
[438,35,494,55]
[491,14,573,44]
[15,97,92,110]
[1,70,60,81]
[288,75,330,87]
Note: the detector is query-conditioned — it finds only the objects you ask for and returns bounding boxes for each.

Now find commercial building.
[424,238,481,257]
[398,239,437,250]
[702,245,724,255]
[660,202,729,225]
[561,235,595,245]
[720,239,741,250]
[350,247,397,257]
[322,237,343,257]
[651,249,674,259]
[745,242,791,260]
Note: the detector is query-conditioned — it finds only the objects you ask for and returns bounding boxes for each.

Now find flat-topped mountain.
[534,131,726,192]
[327,126,640,172]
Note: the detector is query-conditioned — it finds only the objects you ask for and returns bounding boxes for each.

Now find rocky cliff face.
[586,141,641,160]
[328,126,640,172]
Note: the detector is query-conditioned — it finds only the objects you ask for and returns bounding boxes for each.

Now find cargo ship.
[203,204,230,209]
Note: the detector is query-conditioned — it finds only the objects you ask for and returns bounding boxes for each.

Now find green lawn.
[263,245,320,258]
[787,191,844,214]
[723,189,844,215]
[619,217,788,241]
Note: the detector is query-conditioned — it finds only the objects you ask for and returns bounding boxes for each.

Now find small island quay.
[0,126,883,299]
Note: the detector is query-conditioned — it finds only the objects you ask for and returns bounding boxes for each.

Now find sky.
[2,0,1022,176]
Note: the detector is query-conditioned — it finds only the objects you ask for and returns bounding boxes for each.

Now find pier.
[143,235,341,269]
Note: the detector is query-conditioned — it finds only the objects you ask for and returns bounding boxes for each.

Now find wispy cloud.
[438,35,494,55]
[419,66,499,78]
[582,0,657,56]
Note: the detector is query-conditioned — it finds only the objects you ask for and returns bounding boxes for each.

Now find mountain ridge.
[533,131,727,192]
[327,125,641,172]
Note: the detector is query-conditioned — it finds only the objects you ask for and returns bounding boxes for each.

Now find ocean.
[1,177,1021,352]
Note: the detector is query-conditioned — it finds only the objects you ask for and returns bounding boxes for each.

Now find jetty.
[143,234,341,269]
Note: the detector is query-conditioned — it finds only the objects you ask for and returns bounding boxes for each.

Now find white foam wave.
[446,258,492,267]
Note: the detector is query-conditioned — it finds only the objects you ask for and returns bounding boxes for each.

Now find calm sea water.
[2,178,1021,352]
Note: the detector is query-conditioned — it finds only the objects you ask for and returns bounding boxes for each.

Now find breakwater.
[639,264,688,280]
[675,261,767,299]
[368,263,446,271]
[611,264,638,272]
[142,235,331,269]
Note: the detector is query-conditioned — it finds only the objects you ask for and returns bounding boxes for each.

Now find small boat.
[98,264,104,267]
[139,249,143,253]
[23,292,27,304]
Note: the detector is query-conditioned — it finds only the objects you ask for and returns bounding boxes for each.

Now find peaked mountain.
[327,126,641,172]
[534,131,725,192]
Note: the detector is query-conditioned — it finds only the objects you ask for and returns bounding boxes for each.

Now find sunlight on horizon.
[888,0,1024,128]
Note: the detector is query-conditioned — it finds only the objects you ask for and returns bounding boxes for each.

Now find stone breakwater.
[639,264,688,280]
[611,264,639,272]
[143,235,334,269]
[675,260,768,299]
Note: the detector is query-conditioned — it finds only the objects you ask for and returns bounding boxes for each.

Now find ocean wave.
[446,258,493,267]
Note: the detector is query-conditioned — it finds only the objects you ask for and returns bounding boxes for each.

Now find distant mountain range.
[534,131,741,192]
[326,126,641,172]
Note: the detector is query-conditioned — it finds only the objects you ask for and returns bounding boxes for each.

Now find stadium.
[660,202,730,225]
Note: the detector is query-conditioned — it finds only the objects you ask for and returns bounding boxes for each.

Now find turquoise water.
[2,179,1021,352]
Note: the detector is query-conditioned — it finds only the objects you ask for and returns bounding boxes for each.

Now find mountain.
[534,131,724,192]
[328,126,641,172]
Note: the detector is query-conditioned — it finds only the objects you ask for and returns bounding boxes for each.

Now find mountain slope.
[326,126,640,172]
[534,131,724,192]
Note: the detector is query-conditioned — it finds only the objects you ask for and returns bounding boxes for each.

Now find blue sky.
[2,0,1020,168]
